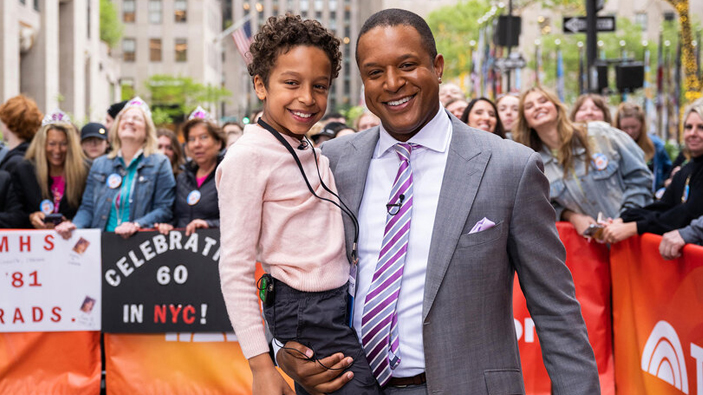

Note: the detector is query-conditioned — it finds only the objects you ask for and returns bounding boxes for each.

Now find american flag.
[232,20,253,65]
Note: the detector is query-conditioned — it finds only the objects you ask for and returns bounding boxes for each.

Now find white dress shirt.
[353,106,452,377]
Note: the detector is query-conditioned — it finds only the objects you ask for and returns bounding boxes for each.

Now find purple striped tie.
[362,142,414,386]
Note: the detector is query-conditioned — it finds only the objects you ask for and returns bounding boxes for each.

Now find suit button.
[101,215,107,219]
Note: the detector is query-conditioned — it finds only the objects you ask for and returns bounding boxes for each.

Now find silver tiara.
[119,96,152,119]
[41,109,71,126]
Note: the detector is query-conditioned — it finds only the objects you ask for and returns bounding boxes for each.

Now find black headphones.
[257,119,360,263]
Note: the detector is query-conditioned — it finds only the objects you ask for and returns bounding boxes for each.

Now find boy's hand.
[250,354,295,395]
[276,341,354,395]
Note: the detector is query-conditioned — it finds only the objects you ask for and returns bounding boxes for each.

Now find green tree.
[142,75,231,126]
[100,0,123,48]
[426,0,491,80]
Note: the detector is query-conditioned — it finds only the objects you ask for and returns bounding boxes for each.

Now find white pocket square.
[469,217,496,234]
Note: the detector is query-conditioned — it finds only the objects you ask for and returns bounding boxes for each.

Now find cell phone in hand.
[43,213,64,225]
[582,223,604,239]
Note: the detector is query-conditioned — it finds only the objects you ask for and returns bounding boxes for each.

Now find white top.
[353,106,452,377]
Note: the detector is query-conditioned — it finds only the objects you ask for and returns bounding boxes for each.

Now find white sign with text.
[0,229,101,332]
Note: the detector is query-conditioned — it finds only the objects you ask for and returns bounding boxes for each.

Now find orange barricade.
[104,263,294,394]
[0,331,100,394]
[611,233,703,395]
[513,222,615,395]
[10,228,703,394]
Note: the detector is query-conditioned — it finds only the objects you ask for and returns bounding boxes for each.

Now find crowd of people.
[438,82,703,259]
[0,72,701,255]
[2,8,701,395]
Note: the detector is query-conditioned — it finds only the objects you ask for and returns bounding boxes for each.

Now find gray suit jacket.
[321,112,600,394]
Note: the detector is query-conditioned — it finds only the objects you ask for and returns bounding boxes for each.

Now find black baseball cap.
[81,123,108,141]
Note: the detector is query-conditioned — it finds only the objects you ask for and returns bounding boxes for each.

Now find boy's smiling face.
[254,45,332,140]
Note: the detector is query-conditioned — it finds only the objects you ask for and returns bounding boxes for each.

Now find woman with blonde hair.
[56,97,175,239]
[12,110,88,228]
[570,93,612,124]
[614,102,671,192]
[515,86,652,236]
[603,98,703,243]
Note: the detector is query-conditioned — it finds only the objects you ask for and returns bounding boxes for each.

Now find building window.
[123,38,136,62]
[286,0,294,12]
[175,39,187,62]
[149,0,162,24]
[33,0,38,11]
[150,39,162,61]
[123,0,135,22]
[300,0,309,11]
[329,0,337,10]
[635,12,648,32]
[175,0,187,22]
[314,0,323,11]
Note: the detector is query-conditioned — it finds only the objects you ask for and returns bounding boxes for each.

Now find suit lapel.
[333,128,379,252]
[422,117,492,321]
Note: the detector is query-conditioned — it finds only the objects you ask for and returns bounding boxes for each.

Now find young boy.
[216,15,381,395]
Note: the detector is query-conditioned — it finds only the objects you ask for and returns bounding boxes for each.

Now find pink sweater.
[216,124,349,359]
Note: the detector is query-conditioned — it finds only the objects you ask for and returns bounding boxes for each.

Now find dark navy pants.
[264,278,382,395]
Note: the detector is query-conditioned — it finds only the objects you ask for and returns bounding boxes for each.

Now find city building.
[222,0,382,122]
[114,0,223,118]
[0,0,120,123]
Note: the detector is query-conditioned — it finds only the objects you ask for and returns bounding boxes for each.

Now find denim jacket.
[650,134,672,192]
[543,121,653,220]
[73,153,176,230]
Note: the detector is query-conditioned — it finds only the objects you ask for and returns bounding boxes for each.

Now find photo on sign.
[73,237,90,255]
[80,296,97,314]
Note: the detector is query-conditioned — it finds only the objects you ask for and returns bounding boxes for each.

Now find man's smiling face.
[357,25,444,142]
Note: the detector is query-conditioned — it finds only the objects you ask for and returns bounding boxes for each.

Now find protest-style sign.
[0,229,102,332]
[101,229,233,332]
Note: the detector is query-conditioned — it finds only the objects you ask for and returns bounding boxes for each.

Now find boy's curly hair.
[248,14,342,87]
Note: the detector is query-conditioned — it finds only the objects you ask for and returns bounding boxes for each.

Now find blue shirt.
[106,152,143,231]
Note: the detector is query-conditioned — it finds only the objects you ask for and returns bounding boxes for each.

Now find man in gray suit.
[278,9,599,395]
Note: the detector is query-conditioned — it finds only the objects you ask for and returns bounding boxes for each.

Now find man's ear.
[253,75,267,101]
[434,53,445,81]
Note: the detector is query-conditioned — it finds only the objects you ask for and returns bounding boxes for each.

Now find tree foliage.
[428,0,701,104]
[100,0,123,48]
[426,0,491,80]
[141,75,232,126]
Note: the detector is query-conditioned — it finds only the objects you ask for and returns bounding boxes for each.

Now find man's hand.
[276,341,353,395]
[659,230,686,260]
